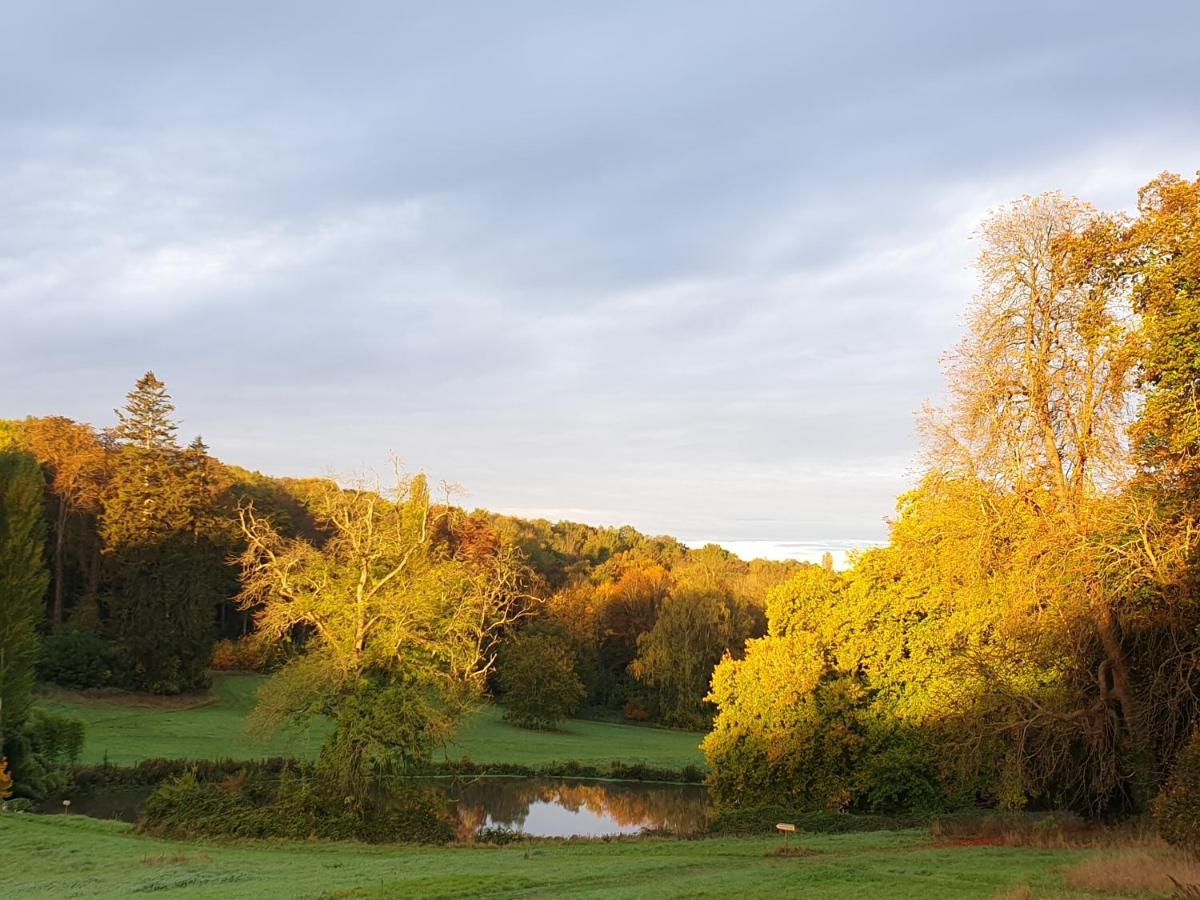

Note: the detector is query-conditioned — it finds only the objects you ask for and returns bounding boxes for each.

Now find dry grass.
[1063,847,1200,896]
[932,811,1159,850]
[38,683,217,711]
[763,845,820,858]
[141,851,210,866]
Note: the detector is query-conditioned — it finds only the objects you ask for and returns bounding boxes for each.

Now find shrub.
[622,698,651,722]
[498,632,585,729]
[70,757,297,790]
[139,767,455,844]
[2,710,85,799]
[1156,731,1200,857]
[209,637,280,672]
[858,729,949,814]
[24,710,85,768]
[0,757,11,800]
[37,628,113,688]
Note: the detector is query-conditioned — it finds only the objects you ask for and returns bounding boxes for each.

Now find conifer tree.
[0,450,49,749]
[101,374,225,693]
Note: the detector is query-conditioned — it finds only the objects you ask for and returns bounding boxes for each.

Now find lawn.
[36,673,707,770]
[0,813,1125,899]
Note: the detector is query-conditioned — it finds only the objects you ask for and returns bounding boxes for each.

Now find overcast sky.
[2,2,1198,558]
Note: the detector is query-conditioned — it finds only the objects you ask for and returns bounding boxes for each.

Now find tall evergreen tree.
[101,373,225,693]
[114,371,177,451]
[0,450,49,749]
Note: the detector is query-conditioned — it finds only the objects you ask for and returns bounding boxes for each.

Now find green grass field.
[0,813,1121,899]
[36,673,707,770]
[24,675,1174,897]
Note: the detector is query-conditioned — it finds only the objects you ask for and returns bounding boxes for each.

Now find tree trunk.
[1092,598,1149,806]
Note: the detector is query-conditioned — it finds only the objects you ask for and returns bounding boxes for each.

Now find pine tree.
[101,374,224,694]
[103,373,190,546]
[0,450,49,749]
[114,371,178,451]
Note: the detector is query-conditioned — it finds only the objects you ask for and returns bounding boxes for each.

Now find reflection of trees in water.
[446,778,709,835]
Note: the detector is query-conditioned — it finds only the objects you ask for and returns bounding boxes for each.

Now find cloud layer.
[3,1,1199,552]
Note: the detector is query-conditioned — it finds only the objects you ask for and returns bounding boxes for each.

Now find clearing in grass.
[36,673,707,770]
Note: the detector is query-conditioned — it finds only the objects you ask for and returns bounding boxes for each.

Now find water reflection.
[438,778,711,838]
[36,777,711,840]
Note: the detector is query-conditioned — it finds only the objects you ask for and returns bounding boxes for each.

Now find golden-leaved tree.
[237,466,535,796]
[705,182,1200,815]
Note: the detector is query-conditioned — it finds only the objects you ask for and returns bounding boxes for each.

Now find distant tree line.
[0,371,806,809]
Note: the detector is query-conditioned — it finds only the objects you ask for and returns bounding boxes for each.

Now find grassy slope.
[0,814,1117,900]
[37,673,707,769]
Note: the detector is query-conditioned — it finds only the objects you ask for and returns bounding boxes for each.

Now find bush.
[70,756,296,790]
[622,698,651,722]
[209,637,280,672]
[139,767,456,844]
[858,730,949,814]
[2,710,85,799]
[498,632,585,729]
[37,628,113,688]
[24,710,85,769]
[1156,731,1200,857]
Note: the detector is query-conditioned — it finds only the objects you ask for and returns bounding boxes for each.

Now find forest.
[1,171,1199,865]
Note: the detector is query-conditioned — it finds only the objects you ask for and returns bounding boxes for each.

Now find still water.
[436,777,710,838]
[40,778,712,839]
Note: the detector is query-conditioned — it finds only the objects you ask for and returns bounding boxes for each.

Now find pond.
[435,777,711,838]
[38,777,712,839]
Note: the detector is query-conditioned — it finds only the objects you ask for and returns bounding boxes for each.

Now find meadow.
[35,673,708,770]
[13,674,1197,898]
[0,812,1148,899]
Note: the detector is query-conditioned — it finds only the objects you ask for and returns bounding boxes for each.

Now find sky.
[2,1,1198,562]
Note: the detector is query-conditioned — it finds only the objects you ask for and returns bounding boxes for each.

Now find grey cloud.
[2,0,1199,549]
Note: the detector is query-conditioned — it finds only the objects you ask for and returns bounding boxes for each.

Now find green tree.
[631,586,739,728]
[101,373,226,693]
[238,469,534,800]
[499,631,585,729]
[0,449,49,750]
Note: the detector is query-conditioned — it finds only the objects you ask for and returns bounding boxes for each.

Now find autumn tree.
[922,192,1150,805]
[1125,172,1200,502]
[926,192,1134,503]
[237,468,534,797]
[705,185,1200,815]
[1107,172,1200,780]
[26,416,107,627]
[592,560,671,706]
[0,755,12,801]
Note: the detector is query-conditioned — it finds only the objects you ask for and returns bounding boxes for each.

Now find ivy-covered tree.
[237,468,535,801]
